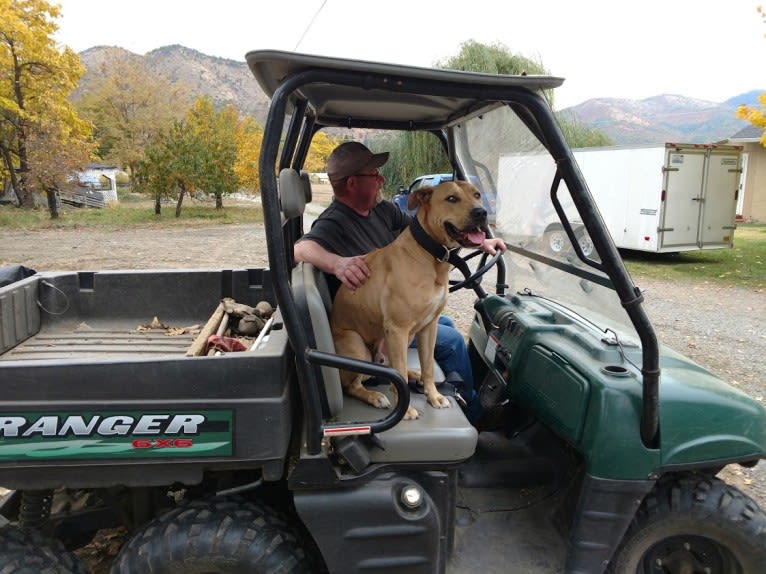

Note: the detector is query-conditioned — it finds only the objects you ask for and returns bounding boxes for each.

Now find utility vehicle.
[1,50,765,573]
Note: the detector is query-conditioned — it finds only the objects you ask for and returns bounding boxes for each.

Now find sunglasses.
[352,171,383,179]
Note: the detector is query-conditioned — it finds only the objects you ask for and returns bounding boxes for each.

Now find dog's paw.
[427,392,451,409]
[407,369,421,382]
[404,406,420,420]
[368,391,391,409]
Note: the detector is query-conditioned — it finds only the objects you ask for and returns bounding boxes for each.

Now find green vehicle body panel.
[472,295,766,479]
[0,409,234,461]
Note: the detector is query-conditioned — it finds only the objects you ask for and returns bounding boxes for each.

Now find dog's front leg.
[384,327,420,420]
[416,320,451,409]
[335,330,391,410]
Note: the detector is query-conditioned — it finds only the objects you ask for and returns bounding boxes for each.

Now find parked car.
[394,173,496,223]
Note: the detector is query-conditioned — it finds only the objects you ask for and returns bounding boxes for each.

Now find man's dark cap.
[327,142,389,183]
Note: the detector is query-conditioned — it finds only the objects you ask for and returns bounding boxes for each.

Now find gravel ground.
[635,276,766,504]
[1,219,765,567]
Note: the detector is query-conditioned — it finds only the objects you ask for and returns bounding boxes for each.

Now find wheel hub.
[644,535,735,573]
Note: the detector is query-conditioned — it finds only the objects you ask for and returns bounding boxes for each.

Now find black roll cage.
[257,66,660,455]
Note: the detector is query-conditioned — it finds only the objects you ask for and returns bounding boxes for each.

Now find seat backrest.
[291,261,343,417]
[279,168,308,220]
[299,170,313,204]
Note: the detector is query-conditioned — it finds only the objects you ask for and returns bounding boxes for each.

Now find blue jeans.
[410,316,482,423]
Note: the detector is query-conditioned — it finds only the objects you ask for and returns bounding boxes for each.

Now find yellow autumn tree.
[0,0,93,213]
[304,131,340,173]
[76,57,189,182]
[186,97,239,209]
[234,116,263,194]
[736,6,766,146]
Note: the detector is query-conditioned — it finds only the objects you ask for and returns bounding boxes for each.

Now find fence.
[57,188,107,209]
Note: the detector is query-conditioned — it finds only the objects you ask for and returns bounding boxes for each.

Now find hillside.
[560,93,757,145]
[78,45,271,123]
[77,45,761,145]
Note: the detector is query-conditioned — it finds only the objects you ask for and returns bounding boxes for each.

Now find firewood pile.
[186,298,275,356]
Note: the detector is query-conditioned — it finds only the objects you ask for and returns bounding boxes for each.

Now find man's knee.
[435,324,466,353]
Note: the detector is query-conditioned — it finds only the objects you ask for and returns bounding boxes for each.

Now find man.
[294,141,505,422]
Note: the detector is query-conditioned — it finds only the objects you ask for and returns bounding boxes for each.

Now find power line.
[294,0,328,51]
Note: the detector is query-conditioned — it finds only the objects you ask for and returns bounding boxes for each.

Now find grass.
[0,196,263,230]
[2,198,763,291]
[623,224,766,291]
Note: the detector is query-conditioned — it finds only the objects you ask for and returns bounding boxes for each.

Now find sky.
[53,0,765,109]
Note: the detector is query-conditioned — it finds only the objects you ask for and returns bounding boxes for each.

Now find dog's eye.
[475,193,481,199]
[446,195,458,203]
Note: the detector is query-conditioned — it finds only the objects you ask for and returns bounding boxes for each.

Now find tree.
[380,131,451,191]
[138,120,199,217]
[234,116,263,194]
[139,97,243,216]
[736,6,766,146]
[556,112,613,148]
[186,97,238,209]
[380,40,611,189]
[439,39,548,75]
[439,39,610,148]
[0,0,92,211]
[27,115,94,218]
[303,131,340,173]
[76,57,188,181]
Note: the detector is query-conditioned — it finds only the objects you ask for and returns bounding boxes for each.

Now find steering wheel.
[448,250,502,292]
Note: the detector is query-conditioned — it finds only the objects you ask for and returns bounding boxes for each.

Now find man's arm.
[294,239,370,291]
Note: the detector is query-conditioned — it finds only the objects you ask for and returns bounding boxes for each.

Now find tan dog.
[330,181,488,420]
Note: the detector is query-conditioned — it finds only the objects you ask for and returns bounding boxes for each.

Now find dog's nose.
[470,206,487,224]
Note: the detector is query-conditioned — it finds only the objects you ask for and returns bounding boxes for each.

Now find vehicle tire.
[575,230,594,258]
[0,525,85,574]
[607,474,766,573]
[110,497,312,573]
[544,227,568,255]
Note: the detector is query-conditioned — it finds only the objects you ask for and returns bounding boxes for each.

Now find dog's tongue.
[463,229,486,245]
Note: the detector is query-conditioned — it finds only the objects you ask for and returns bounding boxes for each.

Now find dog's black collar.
[409,217,465,269]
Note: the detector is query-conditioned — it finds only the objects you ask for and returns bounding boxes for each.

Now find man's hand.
[334,255,370,290]
[479,237,507,255]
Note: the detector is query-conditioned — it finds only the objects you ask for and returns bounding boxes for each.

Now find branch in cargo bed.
[186,302,226,356]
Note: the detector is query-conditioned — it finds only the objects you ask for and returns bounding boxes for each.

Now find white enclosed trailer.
[572,143,743,253]
[495,143,743,255]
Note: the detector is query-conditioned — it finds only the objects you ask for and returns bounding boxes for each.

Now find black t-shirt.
[299,199,412,296]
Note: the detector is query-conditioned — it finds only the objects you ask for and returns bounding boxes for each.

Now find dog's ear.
[408,186,433,210]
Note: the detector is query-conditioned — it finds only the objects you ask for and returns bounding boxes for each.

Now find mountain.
[561,92,759,146]
[77,45,271,123]
[77,45,760,146]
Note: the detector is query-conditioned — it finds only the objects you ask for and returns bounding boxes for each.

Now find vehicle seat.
[281,168,477,463]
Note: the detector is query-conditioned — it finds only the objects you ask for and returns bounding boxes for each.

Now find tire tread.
[111,497,310,573]
[0,525,85,574]
[607,473,766,573]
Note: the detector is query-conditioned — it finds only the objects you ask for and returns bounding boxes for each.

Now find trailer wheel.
[607,474,766,573]
[575,230,594,258]
[544,227,568,254]
[111,497,311,573]
[0,525,85,574]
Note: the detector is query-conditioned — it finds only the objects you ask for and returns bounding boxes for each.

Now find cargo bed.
[2,320,196,361]
[0,268,294,490]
